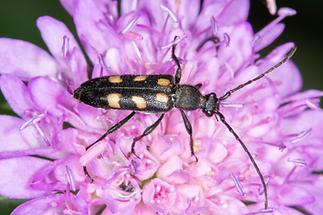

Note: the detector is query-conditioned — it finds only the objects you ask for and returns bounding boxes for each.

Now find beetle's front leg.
[172,36,182,85]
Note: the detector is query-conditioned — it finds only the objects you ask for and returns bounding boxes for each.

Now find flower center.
[153,185,171,203]
[119,180,135,193]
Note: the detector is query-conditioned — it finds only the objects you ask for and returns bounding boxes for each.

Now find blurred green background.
[0,0,322,214]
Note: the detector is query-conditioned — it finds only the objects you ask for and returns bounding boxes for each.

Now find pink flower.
[0,0,322,214]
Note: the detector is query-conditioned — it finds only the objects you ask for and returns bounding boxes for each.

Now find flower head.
[0,0,322,214]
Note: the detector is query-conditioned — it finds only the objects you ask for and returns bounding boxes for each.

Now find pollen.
[193,140,201,152]
[108,76,123,83]
[132,96,147,109]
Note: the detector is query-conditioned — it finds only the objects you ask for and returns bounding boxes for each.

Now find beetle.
[73,37,296,210]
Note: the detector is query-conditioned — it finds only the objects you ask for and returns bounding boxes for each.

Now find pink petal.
[218,23,254,75]
[254,23,285,51]
[278,185,315,205]
[74,0,120,63]
[257,43,301,97]
[142,178,176,213]
[0,38,57,79]
[133,203,156,215]
[30,156,85,192]
[282,89,323,104]
[174,0,200,29]
[37,16,88,86]
[301,178,323,214]
[131,152,160,181]
[59,0,79,15]
[281,110,323,139]
[0,157,50,198]
[0,115,40,152]
[218,0,249,25]
[28,77,75,117]
[52,128,79,153]
[11,195,63,215]
[157,155,182,178]
[0,74,34,116]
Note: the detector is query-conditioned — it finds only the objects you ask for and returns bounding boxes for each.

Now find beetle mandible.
[74,36,297,210]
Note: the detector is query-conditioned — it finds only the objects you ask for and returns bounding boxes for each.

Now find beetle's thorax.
[174,85,206,110]
[174,85,219,116]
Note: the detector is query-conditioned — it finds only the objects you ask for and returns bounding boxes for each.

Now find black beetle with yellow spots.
[74,36,297,210]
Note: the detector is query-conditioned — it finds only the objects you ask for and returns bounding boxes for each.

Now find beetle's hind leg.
[86,111,136,150]
[130,114,165,158]
[82,111,136,181]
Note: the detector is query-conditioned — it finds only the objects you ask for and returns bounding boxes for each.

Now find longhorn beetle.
[74,37,296,210]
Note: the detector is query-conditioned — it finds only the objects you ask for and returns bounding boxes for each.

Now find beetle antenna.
[219,46,297,101]
[215,112,268,209]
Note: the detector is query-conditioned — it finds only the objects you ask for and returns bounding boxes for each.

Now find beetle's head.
[202,93,219,117]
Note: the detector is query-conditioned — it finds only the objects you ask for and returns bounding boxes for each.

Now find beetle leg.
[86,111,136,151]
[194,83,202,89]
[180,109,198,162]
[172,36,182,85]
[130,114,165,157]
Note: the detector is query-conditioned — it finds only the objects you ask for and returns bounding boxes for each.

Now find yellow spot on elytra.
[107,93,122,108]
[156,93,169,103]
[132,96,147,109]
[157,78,171,86]
[133,75,147,82]
[108,76,123,83]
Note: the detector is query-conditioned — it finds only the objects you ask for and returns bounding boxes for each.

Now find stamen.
[131,41,142,61]
[258,207,274,214]
[278,144,286,151]
[231,173,245,196]
[62,35,70,58]
[20,113,45,130]
[160,5,178,22]
[161,36,182,49]
[130,159,138,174]
[289,129,312,144]
[287,158,307,167]
[284,166,296,183]
[98,54,108,72]
[121,15,140,34]
[34,123,50,146]
[130,0,138,10]
[266,0,277,15]
[65,166,76,192]
[254,7,296,46]
[57,105,86,126]
[224,62,235,79]
[277,7,297,17]
[210,16,218,35]
[223,33,231,47]
[305,99,318,109]
[221,101,244,108]
[20,113,50,146]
